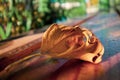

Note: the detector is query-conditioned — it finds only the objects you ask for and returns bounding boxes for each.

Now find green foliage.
[0,0,87,41]
[0,22,12,40]
[99,0,110,11]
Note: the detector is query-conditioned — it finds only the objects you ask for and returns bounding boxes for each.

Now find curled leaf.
[40,24,104,63]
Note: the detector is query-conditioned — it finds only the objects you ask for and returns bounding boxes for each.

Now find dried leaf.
[40,24,104,63]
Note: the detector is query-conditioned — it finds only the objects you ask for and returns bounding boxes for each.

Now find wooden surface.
[0,11,120,80]
[0,33,43,71]
[0,33,43,55]
[45,11,120,80]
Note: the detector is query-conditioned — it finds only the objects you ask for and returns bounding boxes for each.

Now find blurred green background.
[0,0,120,41]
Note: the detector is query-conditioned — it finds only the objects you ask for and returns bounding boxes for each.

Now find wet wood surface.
[0,11,120,80]
[45,11,120,80]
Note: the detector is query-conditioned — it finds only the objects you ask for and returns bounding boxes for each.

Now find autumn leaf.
[40,24,104,63]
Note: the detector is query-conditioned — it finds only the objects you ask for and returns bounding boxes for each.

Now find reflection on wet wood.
[44,53,120,80]
[6,53,120,80]
[0,54,103,80]
[5,57,67,80]
[44,59,104,80]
